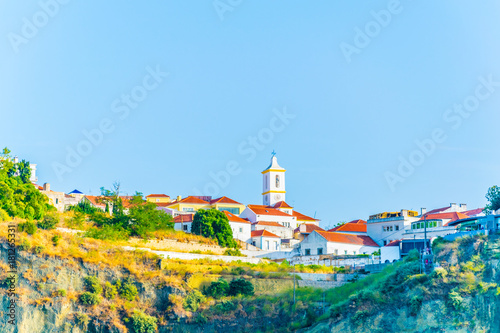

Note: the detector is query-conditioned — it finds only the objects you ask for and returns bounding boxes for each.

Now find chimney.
[177,195,181,202]
[421,208,427,216]
[401,209,408,217]
[43,183,50,191]
[460,203,467,211]
[13,156,19,164]
[450,203,457,211]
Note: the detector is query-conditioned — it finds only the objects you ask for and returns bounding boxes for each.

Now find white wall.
[174,222,192,233]
[239,207,257,222]
[300,232,379,256]
[366,217,419,246]
[251,236,281,251]
[381,246,400,263]
[230,222,251,243]
[252,224,292,239]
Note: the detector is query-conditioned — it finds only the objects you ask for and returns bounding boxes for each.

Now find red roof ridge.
[251,230,280,238]
[315,230,378,247]
[223,211,251,224]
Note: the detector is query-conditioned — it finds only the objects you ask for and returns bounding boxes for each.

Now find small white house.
[300,230,379,256]
[381,240,401,263]
[224,211,252,243]
[252,221,292,239]
[251,230,281,251]
[173,214,194,233]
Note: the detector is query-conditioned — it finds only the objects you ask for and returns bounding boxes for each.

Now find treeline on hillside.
[0,148,53,221]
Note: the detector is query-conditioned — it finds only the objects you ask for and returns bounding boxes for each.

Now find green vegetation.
[103,281,118,299]
[80,292,101,305]
[484,185,500,214]
[0,147,53,220]
[228,278,254,296]
[205,278,229,298]
[18,221,37,235]
[84,276,103,294]
[191,209,237,248]
[183,290,206,312]
[130,311,158,333]
[68,200,102,214]
[37,214,58,230]
[118,277,138,301]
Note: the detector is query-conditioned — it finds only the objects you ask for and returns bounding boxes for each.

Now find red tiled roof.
[174,214,194,223]
[273,201,293,208]
[251,230,280,238]
[419,212,469,226]
[173,196,210,205]
[223,211,251,224]
[154,202,172,207]
[385,240,401,247]
[247,205,294,217]
[292,210,318,221]
[294,223,325,234]
[315,231,379,247]
[210,196,242,205]
[252,221,285,227]
[328,220,367,233]
[85,196,107,208]
[424,206,450,216]
[146,194,170,198]
[462,208,484,217]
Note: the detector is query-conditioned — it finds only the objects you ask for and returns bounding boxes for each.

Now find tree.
[484,186,500,215]
[191,209,237,248]
[130,311,158,333]
[205,278,229,298]
[228,278,254,296]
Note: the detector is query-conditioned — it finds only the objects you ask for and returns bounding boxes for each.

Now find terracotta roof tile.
[294,224,325,234]
[385,240,401,247]
[292,210,319,221]
[146,194,170,198]
[315,231,379,247]
[419,212,469,226]
[328,219,367,233]
[173,196,210,205]
[251,230,280,238]
[174,214,194,223]
[252,221,285,227]
[273,201,293,208]
[247,205,294,217]
[223,211,251,224]
[210,196,242,205]
[462,208,484,217]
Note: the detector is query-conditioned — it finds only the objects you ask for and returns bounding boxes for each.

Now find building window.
[56,198,59,204]
[305,249,311,256]
[395,225,399,231]
[334,249,338,255]
[183,208,194,212]
[275,242,279,250]
[353,251,356,255]
[383,240,387,246]
[344,250,348,255]
[183,225,188,231]
[239,227,243,233]
[266,240,270,250]
[156,199,159,202]
[252,241,256,246]
[317,248,323,255]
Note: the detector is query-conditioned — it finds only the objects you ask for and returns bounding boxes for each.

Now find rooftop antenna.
[314,211,317,219]
[271,150,276,157]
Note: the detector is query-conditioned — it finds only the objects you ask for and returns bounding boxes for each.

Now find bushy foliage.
[205,278,229,298]
[192,209,237,248]
[228,278,254,296]
[484,185,500,214]
[32,245,45,254]
[183,290,206,312]
[18,221,37,235]
[68,200,102,214]
[224,248,243,256]
[37,214,58,230]
[80,292,101,305]
[0,148,52,220]
[130,311,158,333]
[75,313,90,330]
[51,235,61,246]
[103,281,118,299]
[84,276,103,294]
[85,225,131,241]
[119,277,138,301]
[0,208,9,222]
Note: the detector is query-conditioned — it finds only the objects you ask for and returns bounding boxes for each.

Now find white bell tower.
[262,153,286,206]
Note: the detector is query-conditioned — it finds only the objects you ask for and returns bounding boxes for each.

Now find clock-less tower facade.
[262,155,286,206]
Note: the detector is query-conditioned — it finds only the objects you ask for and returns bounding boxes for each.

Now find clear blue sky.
[2,1,500,228]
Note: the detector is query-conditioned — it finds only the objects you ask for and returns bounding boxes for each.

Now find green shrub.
[84,276,103,294]
[205,278,229,298]
[103,281,118,299]
[18,238,30,251]
[351,310,369,326]
[215,300,237,314]
[51,235,61,246]
[0,208,10,222]
[80,292,101,305]
[57,289,67,297]
[130,311,158,333]
[18,221,37,235]
[409,295,423,316]
[119,278,138,301]
[224,248,243,256]
[448,290,464,311]
[183,290,206,312]
[37,214,58,230]
[75,313,90,330]
[228,278,254,296]
[32,245,45,254]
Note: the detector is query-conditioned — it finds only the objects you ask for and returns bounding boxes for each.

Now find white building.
[252,221,292,239]
[300,230,379,256]
[173,214,194,233]
[250,229,281,251]
[224,211,251,243]
[366,209,420,246]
